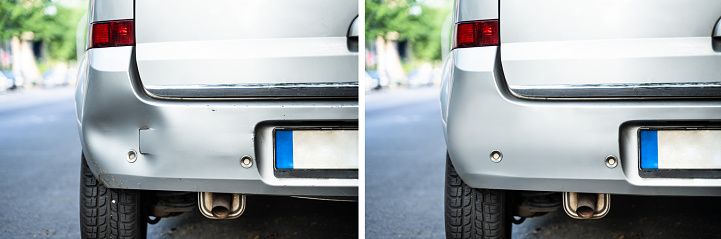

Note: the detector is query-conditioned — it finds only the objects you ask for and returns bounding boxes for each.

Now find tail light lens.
[90,20,134,49]
[454,20,499,49]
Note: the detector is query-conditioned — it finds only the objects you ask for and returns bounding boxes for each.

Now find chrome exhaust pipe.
[575,193,597,219]
[211,193,232,219]
[198,192,246,219]
[562,192,610,219]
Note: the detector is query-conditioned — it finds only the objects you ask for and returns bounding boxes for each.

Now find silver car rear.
[442,1,721,238]
[76,0,358,237]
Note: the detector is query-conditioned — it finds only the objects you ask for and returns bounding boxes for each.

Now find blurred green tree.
[365,0,451,62]
[1,0,86,61]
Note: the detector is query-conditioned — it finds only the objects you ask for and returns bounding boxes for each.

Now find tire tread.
[80,154,145,239]
[445,154,510,239]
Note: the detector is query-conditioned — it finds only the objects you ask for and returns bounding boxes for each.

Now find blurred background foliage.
[1,0,87,63]
[365,0,452,89]
[365,0,451,63]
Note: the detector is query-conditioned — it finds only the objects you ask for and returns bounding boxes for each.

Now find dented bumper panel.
[75,47,358,196]
[441,47,721,196]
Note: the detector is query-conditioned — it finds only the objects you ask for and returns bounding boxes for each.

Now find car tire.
[80,154,147,239]
[445,153,511,239]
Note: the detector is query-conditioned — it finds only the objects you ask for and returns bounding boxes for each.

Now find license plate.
[275,129,358,170]
[640,129,721,170]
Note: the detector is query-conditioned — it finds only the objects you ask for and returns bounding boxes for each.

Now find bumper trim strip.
[145,82,358,99]
[510,82,721,99]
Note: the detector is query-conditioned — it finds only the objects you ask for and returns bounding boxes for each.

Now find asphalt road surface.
[0,86,357,238]
[365,86,721,238]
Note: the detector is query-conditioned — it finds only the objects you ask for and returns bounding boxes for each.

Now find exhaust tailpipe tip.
[211,207,230,219]
[198,192,246,219]
[211,193,232,219]
[575,193,598,219]
[562,192,610,219]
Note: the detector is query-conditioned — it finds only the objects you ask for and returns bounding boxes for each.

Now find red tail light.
[90,20,134,49]
[454,20,499,49]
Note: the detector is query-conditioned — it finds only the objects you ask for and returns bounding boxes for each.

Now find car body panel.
[441,46,721,196]
[88,0,132,23]
[75,47,358,196]
[454,0,498,23]
[134,0,358,98]
[77,0,359,196]
[498,0,721,97]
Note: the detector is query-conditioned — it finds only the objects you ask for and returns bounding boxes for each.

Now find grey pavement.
[366,87,446,238]
[365,86,721,238]
[0,86,357,238]
[0,87,80,238]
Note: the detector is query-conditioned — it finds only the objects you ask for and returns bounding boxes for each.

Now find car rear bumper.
[441,47,721,196]
[75,47,358,197]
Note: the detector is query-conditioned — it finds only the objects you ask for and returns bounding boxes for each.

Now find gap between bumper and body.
[75,47,358,197]
[441,47,721,196]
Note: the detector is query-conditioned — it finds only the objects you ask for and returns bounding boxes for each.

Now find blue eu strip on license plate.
[639,129,721,170]
[639,130,659,169]
[275,129,358,170]
[275,130,294,169]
